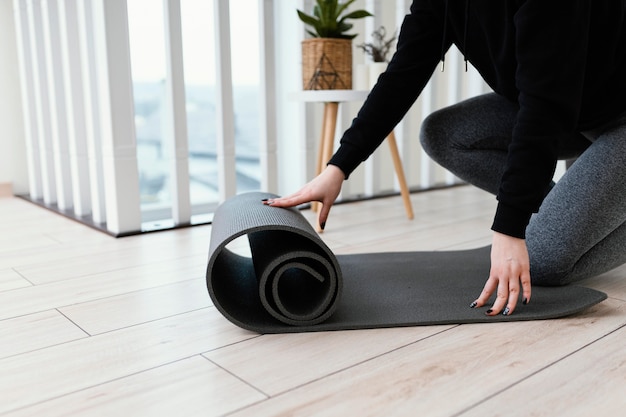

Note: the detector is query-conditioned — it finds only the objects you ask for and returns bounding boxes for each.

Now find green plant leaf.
[337,22,353,34]
[298,0,372,39]
[317,0,334,27]
[335,0,356,20]
[306,29,319,38]
[340,10,373,21]
[297,10,319,27]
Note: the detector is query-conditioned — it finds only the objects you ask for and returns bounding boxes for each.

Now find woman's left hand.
[471,232,532,316]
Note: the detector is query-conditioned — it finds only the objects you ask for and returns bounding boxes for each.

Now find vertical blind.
[11,0,489,236]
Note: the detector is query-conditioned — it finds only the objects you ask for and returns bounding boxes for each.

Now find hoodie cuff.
[328,145,361,180]
[491,202,532,239]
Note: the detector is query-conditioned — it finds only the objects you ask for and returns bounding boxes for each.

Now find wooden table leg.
[387,131,414,220]
[313,102,339,232]
[312,111,327,214]
[313,104,338,201]
[321,102,339,170]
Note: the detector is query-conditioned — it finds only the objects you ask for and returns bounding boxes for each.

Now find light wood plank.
[60,278,211,335]
[205,325,456,396]
[0,198,51,222]
[4,356,266,417]
[0,308,256,414]
[311,190,496,251]
[12,229,210,285]
[0,206,210,273]
[0,199,92,241]
[577,263,626,302]
[0,310,87,359]
[226,300,626,417]
[0,256,206,320]
[333,214,493,254]
[462,324,626,417]
[0,232,60,254]
[0,268,31,292]
[314,187,495,236]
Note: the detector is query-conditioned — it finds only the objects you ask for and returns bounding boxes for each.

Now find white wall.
[0,0,28,194]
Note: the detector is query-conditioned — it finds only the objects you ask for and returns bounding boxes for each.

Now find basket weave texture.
[302,38,352,90]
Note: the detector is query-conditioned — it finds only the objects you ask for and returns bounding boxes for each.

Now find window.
[127,0,261,226]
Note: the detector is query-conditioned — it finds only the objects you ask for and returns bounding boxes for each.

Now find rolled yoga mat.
[206,191,607,334]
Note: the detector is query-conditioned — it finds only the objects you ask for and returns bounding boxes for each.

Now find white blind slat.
[214,0,237,201]
[163,0,191,225]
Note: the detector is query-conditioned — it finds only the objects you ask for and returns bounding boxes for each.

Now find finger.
[486,279,509,316]
[318,201,333,230]
[521,270,532,306]
[471,276,498,308]
[503,278,521,316]
[264,192,308,208]
[503,269,531,316]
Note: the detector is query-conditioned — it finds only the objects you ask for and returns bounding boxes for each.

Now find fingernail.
[261,198,268,201]
[502,307,510,316]
[522,298,528,305]
[320,221,326,230]
[469,301,477,308]
[486,309,493,315]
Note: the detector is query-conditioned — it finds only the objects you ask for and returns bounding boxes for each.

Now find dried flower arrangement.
[357,26,397,63]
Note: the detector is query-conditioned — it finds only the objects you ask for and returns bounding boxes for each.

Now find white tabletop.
[288,89,370,103]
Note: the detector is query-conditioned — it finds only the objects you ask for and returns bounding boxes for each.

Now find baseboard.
[0,182,12,198]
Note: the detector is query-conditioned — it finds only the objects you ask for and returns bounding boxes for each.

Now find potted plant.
[357,26,397,89]
[297,0,372,90]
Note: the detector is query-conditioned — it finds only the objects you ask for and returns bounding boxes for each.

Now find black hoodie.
[329,0,626,239]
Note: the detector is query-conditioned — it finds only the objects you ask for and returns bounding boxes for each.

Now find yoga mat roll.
[206,192,607,334]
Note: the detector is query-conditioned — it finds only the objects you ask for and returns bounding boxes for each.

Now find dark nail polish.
[469,301,477,308]
[502,307,510,316]
[261,198,268,201]
[523,298,528,305]
[486,309,493,315]
[320,222,326,230]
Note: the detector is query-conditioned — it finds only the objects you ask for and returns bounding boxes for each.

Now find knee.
[419,108,453,161]
[530,265,572,287]
[528,241,574,286]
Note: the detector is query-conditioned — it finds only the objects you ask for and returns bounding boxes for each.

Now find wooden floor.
[1,185,625,416]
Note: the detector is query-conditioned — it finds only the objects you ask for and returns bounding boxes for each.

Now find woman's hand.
[263,165,345,229]
[471,232,532,316]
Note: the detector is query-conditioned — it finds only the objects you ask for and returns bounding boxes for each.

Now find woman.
[266,1,626,317]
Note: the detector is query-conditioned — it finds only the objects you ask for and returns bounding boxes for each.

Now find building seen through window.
[127,0,261,223]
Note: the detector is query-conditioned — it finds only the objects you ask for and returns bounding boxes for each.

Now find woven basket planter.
[301,38,352,90]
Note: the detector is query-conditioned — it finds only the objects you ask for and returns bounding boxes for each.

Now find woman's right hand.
[263,164,345,230]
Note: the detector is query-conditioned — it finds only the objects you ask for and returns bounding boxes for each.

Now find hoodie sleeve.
[492,0,593,238]
[329,0,446,178]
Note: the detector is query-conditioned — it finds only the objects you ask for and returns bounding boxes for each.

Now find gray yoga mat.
[206,191,607,334]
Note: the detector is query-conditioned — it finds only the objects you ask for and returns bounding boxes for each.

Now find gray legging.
[420,93,626,286]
